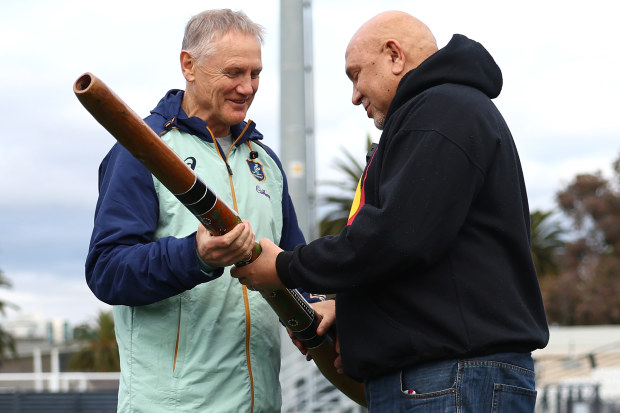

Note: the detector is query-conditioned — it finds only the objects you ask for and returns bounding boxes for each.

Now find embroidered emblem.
[184,156,197,170]
[247,159,265,181]
[256,185,271,200]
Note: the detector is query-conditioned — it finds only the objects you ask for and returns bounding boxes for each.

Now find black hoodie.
[277,35,549,380]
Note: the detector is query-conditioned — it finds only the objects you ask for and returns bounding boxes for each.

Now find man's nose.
[351,86,362,106]
[237,75,256,95]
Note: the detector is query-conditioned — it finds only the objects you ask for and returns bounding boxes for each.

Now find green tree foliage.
[67,310,119,372]
[318,135,373,236]
[0,269,17,364]
[541,155,620,325]
[530,210,566,277]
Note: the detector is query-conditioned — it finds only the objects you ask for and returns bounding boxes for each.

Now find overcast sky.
[0,0,618,326]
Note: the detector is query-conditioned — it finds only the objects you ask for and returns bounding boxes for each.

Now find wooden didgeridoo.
[73,72,366,407]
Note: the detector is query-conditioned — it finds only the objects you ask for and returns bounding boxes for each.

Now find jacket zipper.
[219,122,256,412]
[171,123,257,410]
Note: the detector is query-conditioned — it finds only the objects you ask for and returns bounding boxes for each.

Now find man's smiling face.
[185,31,262,136]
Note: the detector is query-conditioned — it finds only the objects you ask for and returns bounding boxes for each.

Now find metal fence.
[537,383,620,413]
[280,337,367,413]
[0,391,117,413]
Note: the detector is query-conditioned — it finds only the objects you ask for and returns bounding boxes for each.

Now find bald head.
[346,11,438,72]
[344,11,438,129]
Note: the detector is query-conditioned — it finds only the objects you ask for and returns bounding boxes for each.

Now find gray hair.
[182,9,265,62]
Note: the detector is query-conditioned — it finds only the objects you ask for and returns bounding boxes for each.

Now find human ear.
[180,51,196,82]
[385,40,405,75]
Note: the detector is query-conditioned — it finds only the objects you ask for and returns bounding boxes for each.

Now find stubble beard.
[373,111,386,130]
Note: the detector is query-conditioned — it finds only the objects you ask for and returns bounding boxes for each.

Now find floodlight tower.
[280,0,317,240]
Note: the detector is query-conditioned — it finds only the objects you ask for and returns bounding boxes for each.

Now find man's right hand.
[287,300,341,371]
[196,220,255,268]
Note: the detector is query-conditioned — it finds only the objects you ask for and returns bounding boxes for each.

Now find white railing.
[0,372,119,393]
[280,335,365,413]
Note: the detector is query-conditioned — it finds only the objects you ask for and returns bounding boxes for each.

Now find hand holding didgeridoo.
[231,240,345,371]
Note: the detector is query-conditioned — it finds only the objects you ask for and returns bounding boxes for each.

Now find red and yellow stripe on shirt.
[347,178,364,225]
[347,147,377,225]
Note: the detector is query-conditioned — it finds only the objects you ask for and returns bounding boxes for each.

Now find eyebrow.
[345,65,357,80]
[223,65,263,73]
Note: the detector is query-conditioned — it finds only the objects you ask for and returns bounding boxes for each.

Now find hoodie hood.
[388,34,503,121]
[146,89,263,144]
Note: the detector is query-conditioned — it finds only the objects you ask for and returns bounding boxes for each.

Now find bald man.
[233,11,549,412]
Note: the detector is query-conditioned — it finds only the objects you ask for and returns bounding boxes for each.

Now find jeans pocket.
[492,383,537,413]
[400,361,457,399]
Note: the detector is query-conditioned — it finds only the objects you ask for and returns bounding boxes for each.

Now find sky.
[0,0,618,326]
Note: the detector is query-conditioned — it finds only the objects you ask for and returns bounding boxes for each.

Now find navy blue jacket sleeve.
[85,143,221,306]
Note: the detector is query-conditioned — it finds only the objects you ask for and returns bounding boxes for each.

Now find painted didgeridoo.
[73,72,366,407]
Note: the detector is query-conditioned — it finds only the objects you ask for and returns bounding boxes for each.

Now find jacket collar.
[150,89,263,145]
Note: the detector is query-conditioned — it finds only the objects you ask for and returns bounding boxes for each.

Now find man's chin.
[226,111,250,126]
[373,115,385,130]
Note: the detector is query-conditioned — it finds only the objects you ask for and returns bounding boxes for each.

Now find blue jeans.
[364,352,537,412]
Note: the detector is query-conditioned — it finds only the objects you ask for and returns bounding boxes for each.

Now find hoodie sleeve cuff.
[275,250,297,288]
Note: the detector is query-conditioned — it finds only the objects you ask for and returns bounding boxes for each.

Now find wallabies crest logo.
[184,157,197,170]
[247,159,265,182]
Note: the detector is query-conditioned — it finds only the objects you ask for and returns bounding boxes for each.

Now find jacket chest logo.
[184,157,197,170]
[247,159,265,182]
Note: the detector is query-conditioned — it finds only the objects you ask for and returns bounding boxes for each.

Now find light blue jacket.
[86,90,319,412]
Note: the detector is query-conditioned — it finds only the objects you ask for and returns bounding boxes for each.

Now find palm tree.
[530,209,566,277]
[68,310,119,372]
[318,135,374,236]
[0,269,17,364]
